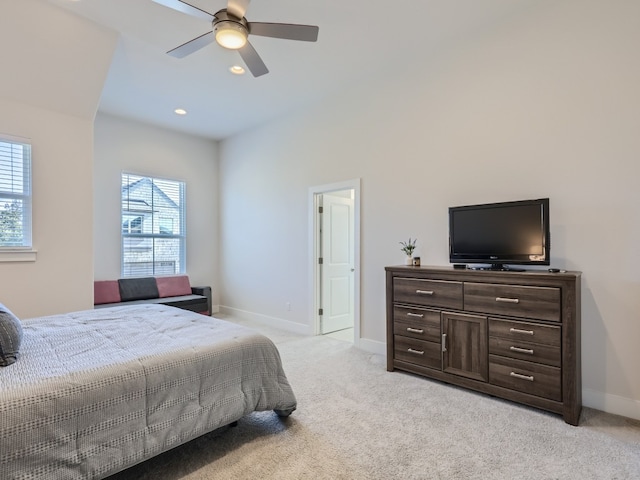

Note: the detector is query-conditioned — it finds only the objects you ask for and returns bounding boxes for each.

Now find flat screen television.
[448,198,550,270]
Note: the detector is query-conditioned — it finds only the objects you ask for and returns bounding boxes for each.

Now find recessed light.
[174,108,187,115]
[229,65,245,75]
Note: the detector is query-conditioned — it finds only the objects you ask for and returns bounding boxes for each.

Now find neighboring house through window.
[0,135,31,249]
[121,173,185,277]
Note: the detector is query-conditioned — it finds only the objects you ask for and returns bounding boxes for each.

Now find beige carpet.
[107,315,640,480]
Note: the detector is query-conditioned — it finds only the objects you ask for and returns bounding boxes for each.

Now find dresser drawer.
[393,306,441,342]
[394,336,442,370]
[489,336,561,367]
[489,318,561,347]
[394,277,463,310]
[464,283,560,322]
[489,355,561,401]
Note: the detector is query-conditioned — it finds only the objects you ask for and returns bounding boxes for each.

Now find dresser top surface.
[385,265,581,281]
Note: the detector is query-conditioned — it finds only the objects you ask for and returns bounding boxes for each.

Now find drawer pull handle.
[496,297,519,304]
[406,312,424,318]
[510,371,534,382]
[441,333,447,352]
[416,290,434,295]
[407,348,424,356]
[510,346,534,355]
[406,327,424,334]
[509,327,534,336]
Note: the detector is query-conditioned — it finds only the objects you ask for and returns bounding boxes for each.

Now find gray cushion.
[0,303,23,367]
[118,277,159,302]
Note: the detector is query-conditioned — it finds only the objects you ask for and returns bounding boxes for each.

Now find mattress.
[0,304,297,479]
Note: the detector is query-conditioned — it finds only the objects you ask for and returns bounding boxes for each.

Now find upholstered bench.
[94,275,211,315]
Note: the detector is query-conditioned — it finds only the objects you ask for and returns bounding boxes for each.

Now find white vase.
[405,256,413,265]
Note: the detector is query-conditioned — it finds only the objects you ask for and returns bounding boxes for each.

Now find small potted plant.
[400,238,417,265]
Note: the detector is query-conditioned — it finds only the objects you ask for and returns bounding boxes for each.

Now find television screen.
[449,198,550,269]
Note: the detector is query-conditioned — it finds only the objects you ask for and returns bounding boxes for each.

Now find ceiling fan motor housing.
[213,10,249,49]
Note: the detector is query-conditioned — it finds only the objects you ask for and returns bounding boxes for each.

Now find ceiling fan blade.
[227,0,251,19]
[249,22,319,42]
[167,31,215,58]
[238,41,269,77]
[152,0,214,21]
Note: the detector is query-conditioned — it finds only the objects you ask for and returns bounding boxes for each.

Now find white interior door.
[320,191,355,334]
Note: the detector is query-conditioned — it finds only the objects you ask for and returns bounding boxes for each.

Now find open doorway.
[309,179,360,344]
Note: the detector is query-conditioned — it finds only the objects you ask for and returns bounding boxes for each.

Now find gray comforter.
[0,304,297,479]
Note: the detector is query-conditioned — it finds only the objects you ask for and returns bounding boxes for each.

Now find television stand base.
[470,264,526,272]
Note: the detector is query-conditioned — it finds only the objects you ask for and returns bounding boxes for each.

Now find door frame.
[308,179,361,342]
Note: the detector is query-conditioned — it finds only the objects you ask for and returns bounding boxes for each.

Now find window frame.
[0,134,35,262]
[121,172,186,278]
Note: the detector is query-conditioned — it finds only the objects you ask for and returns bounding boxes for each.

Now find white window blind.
[0,135,32,248]
[121,173,186,277]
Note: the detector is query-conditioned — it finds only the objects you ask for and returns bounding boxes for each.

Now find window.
[121,173,185,277]
[0,135,32,249]
[122,216,143,234]
[158,217,173,235]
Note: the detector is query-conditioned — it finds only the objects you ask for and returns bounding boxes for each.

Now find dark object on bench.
[94,275,211,315]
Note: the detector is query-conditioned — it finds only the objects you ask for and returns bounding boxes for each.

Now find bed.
[0,303,297,480]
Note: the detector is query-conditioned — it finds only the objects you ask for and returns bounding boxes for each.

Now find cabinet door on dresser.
[442,312,488,382]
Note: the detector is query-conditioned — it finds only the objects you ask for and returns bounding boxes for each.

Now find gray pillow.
[118,277,159,302]
[0,303,23,367]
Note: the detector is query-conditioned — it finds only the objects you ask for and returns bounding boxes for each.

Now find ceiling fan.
[152,0,319,77]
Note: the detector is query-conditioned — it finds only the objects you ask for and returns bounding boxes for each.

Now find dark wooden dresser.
[385,265,581,425]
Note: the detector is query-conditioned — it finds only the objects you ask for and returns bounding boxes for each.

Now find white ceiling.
[46,0,539,140]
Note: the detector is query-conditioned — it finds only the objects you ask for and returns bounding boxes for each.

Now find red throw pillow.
[94,280,121,305]
[156,275,192,298]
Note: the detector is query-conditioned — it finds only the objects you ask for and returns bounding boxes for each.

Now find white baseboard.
[357,337,386,356]
[583,388,640,421]
[218,305,386,356]
[217,305,312,335]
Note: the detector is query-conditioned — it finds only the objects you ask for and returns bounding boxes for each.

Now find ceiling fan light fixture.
[214,21,247,50]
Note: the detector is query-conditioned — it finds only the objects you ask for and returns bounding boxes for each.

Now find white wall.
[0,1,117,318]
[93,113,220,305]
[0,99,96,318]
[219,0,640,419]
